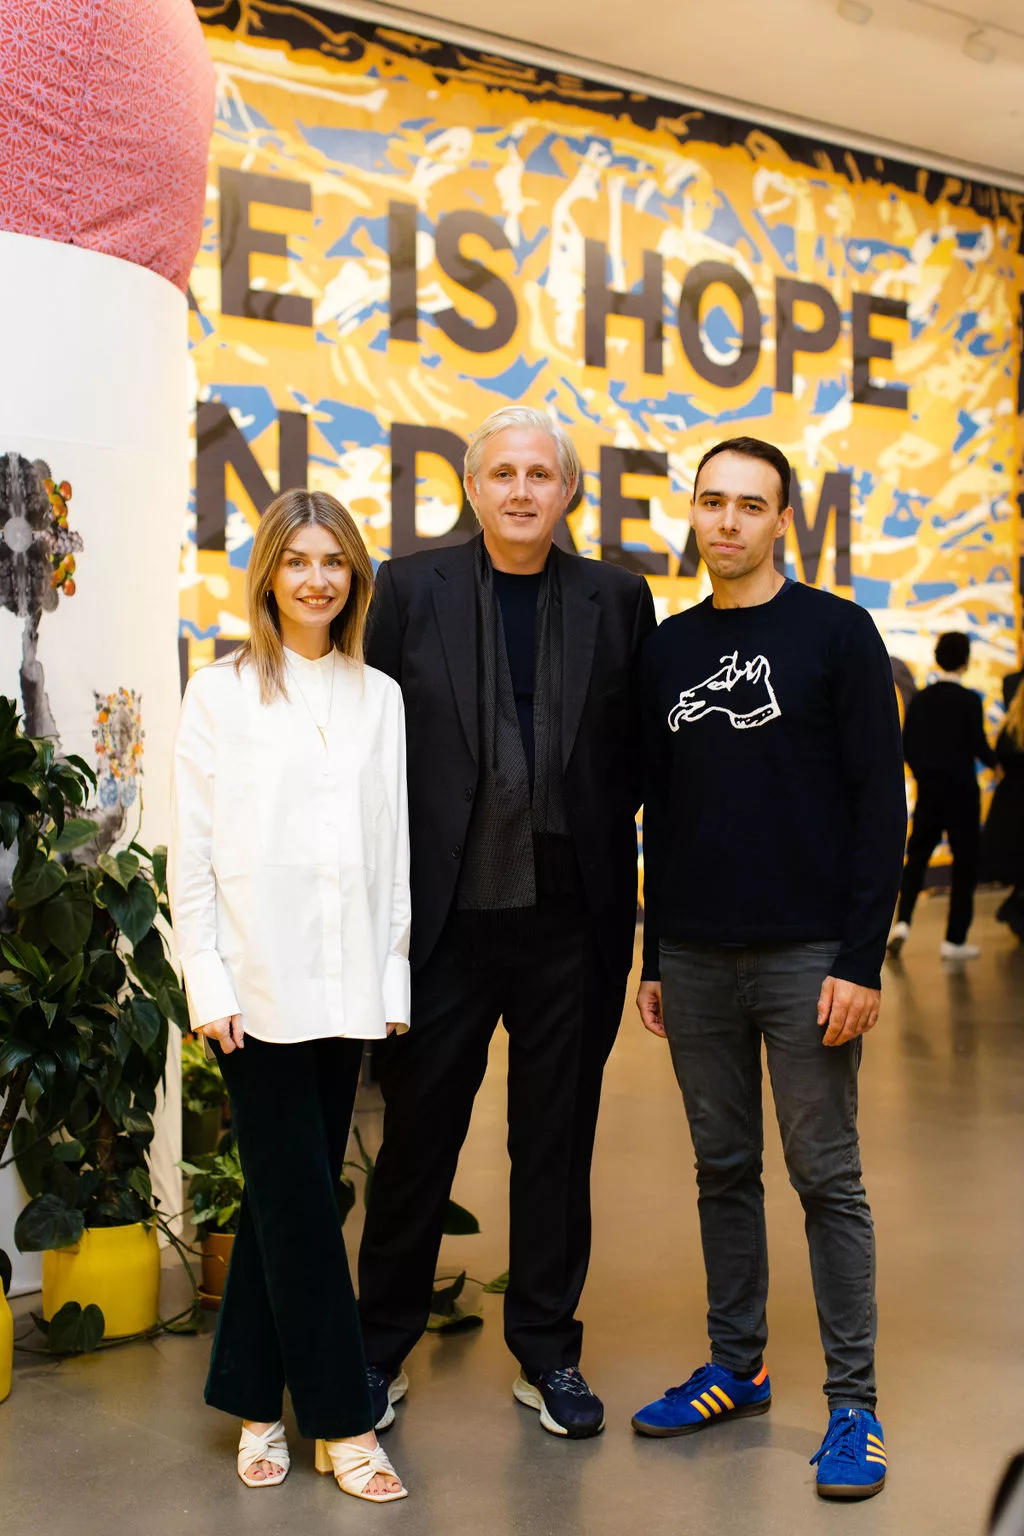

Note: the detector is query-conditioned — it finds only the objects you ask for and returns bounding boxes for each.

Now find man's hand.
[196,1014,244,1053]
[817,977,880,1047]
[636,980,666,1038]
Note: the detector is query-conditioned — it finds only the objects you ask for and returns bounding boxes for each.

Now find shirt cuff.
[382,953,411,1033]
[180,950,241,1029]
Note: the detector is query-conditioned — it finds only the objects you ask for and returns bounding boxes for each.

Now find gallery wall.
[186,1,1022,728]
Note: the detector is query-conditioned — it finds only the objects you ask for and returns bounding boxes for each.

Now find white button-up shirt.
[169,647,411,1042]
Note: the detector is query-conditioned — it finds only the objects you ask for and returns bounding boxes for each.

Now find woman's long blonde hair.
[1005,682,1024,750]
[234,489,374,704]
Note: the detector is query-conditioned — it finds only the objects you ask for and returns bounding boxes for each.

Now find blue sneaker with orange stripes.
[631,1362,771,1437]
[811,1408,887,1499]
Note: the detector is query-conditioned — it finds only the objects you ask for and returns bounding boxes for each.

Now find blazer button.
[451,844,462,858]
[464,787,474,801]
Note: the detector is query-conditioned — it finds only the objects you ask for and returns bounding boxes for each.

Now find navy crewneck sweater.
[640,581,907,990]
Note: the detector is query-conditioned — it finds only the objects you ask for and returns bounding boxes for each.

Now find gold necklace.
[287,652,336,748]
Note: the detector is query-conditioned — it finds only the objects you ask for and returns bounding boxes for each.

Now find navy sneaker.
[366,1365,409,1432]
[513,1366,605,1439]
[811,1408,887,1500]
[632,1362,771,1437]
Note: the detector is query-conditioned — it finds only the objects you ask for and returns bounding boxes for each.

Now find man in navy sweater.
[632,436,906,1501]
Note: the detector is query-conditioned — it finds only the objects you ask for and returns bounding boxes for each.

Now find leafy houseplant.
[181,1140,243,1307]
[0,698,190,1338]
[182,1140,243,1240]
[181,1035,226,1158]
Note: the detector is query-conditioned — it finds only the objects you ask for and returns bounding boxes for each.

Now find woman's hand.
[386,1021,401,1036]
[196,1014,244,1053]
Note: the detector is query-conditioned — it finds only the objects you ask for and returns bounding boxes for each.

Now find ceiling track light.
[963,28,996,63]
[837,0,873,22]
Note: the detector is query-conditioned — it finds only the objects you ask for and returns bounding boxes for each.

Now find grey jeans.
[660,939,877,1411]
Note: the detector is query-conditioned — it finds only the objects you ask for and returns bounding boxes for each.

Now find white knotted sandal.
[237,1420,290,1488]
[314,1437,408,1502]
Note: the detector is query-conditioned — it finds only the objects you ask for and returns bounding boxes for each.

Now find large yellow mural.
[186,1,1022,738]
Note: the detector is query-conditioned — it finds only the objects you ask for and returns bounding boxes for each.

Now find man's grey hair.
[463,406,583,513]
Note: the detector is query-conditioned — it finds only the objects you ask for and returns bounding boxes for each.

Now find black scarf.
[456,539,570,916]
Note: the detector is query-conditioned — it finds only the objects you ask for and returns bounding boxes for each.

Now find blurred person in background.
[888,632,995,961]
[983,684,1024,942]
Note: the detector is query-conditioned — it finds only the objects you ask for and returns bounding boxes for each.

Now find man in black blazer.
[358,405,656,1439]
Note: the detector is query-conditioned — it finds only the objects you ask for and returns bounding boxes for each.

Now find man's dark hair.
[935,632,970,672]
[693,436,792,509]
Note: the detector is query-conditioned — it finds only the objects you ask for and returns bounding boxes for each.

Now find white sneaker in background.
[887,921,910,957]
[940,940,980,960]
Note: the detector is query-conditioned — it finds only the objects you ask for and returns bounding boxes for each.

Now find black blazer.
[366,535,657,977]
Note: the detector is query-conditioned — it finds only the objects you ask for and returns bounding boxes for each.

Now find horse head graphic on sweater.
[668,652,781,731]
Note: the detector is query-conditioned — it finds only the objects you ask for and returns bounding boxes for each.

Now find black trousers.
[898,777,980,944]
[206,1035,374,1439]
[357,897,625,1376]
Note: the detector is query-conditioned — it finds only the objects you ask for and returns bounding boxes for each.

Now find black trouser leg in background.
[358,899,622,1377]
[944,786,981,945]
[897,781,945,926]
[206,1036,373,1440]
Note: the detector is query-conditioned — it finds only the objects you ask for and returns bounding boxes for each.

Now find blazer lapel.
[557,547,600,768]
[432,540,479,764]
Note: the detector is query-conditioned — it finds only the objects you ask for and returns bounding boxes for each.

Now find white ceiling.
[337,0,1024,187]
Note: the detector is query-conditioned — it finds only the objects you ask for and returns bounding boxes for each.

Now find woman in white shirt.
[170,489,410,1503]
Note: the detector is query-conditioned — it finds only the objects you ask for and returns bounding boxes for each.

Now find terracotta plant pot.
[182,1106,223,1159]
[200,1231,234,1310]
[42,1223,160,1339]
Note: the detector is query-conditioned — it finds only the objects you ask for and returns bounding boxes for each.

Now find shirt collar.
[284,645,336,675]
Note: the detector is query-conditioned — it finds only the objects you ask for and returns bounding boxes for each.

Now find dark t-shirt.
[640,581,907,990]
[494,567,543,791]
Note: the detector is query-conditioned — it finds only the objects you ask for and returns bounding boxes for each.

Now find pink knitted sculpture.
[0,0,214,292]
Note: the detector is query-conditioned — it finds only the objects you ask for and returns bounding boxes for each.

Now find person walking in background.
[169,491,410,1503]
[357,405,655,1440]
[633,436,906,1501]
[888,632,995,961]
[983,683,1024,942]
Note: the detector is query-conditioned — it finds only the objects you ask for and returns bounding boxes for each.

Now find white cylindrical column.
[0,232,189,1290]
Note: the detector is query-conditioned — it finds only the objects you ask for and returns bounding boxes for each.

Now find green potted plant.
[181,1035,226,1158]
[181,1139,243,1308]
[0,698,189,1339]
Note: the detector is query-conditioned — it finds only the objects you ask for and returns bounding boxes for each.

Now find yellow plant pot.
[0,1290,13,1403]
[43,1223,160,1339]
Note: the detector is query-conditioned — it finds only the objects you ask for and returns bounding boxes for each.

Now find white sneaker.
[940,940,980,960]
[887,921,910,956]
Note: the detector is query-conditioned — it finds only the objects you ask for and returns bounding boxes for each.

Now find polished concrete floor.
[5,891,1023,1536]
